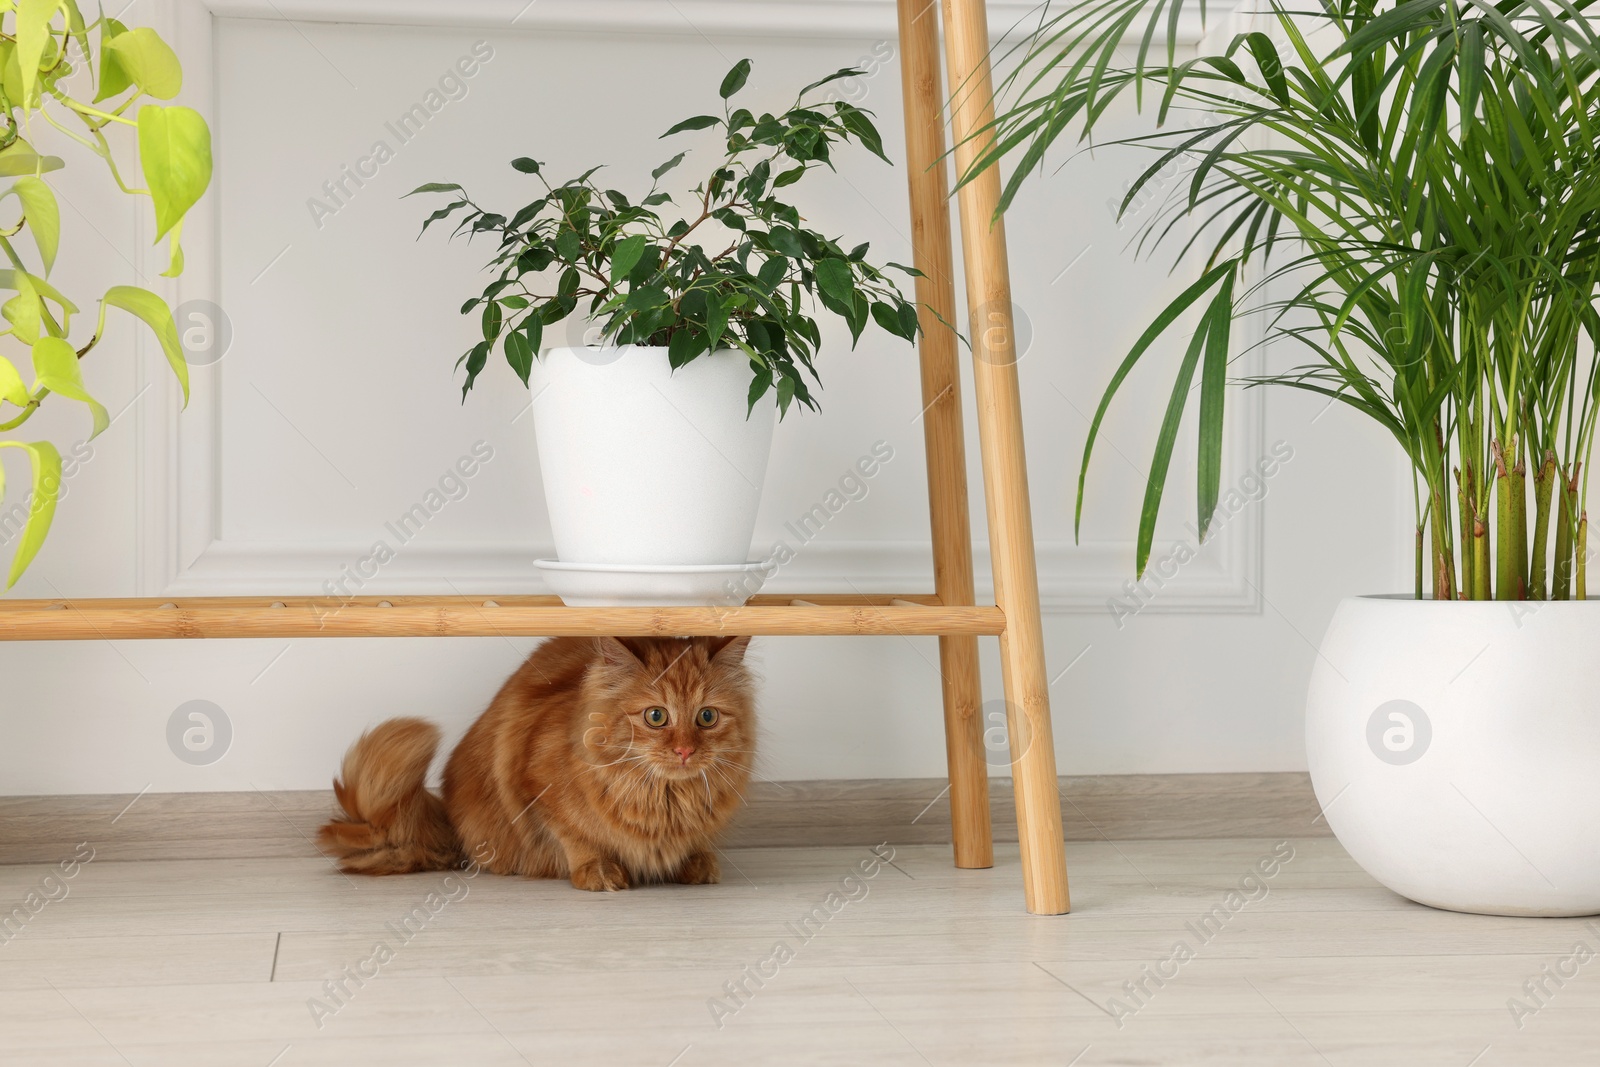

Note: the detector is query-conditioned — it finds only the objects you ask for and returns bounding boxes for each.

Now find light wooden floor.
[1,837,1596,1065]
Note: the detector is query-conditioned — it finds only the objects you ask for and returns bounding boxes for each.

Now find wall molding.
[159,537,1261,613]
[137,0,1261,616]
[200,0,1213,43]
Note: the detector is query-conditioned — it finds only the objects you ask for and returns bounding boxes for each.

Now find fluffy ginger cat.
[317,635,755,891]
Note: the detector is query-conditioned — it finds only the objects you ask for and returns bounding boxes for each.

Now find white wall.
[0,0,1406,795]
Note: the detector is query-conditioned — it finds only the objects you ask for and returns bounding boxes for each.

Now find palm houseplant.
[412,59,920,605]
[977,0,1600,914]
[0,4,210,590]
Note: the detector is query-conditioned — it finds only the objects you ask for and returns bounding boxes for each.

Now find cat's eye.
[696,707,719,727]
[643,707,668,728]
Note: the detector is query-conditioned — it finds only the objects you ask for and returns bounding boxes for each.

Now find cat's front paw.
[675,850,720,885]
[570,857,631,892]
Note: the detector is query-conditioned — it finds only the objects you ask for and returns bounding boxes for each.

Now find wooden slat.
[0,594,1002,640]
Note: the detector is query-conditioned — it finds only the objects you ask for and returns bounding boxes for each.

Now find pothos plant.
[410,58,922,416]
[0,1,211,588]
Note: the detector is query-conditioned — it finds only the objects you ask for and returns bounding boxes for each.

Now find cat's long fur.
[316,635,755,891]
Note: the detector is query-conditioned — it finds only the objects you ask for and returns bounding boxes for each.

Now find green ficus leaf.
[706,297,730,351]
[766,227,804,258]
[720,58,752,99]
[835,105,889,163]
[137,105,212,241]
[662,115,721,138]
[757,256,787,291]
[0,439,62,588]
[775,369,796,415]
[610,234,648,283]
[419,200,469,237]
[746,360,773,414]
[799,67,863,96]
[668,328,704,369]
[813,257,855,306]
[405,182,465,197]
[556,229,581,261]
[504,329,533,386]
[652,152,686,180]
[511,157,541,174]
[625,284,667,312]
[461,340,490,400]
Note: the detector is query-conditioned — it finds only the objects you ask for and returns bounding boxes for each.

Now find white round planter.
[526,346,775,565]
[1306,595,1600,916]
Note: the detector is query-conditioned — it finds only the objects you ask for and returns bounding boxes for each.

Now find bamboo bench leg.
[896,0,993,870]
[940,0,1070,914]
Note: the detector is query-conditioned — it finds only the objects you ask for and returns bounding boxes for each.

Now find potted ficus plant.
[978,0,1600,914]
[411,59,919,603]
[0,4,211,589]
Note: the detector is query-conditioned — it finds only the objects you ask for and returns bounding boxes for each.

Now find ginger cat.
[317,635,755,891]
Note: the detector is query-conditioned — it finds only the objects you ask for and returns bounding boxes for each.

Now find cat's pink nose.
[674,745,695,763]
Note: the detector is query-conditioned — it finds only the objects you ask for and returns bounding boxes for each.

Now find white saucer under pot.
[535,560,769,607]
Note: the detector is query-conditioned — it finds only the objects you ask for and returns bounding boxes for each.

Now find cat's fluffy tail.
[317,717,462,875]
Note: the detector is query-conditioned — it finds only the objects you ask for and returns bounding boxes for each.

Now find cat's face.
[580,636,756,784]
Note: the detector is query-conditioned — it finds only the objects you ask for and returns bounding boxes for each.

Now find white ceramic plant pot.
[1306,595,1600,916]
[526,346,775,565]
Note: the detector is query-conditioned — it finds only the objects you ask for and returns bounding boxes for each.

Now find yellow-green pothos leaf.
[30,335,108,438]
[92,16,133,103]
[137,105,212,241]
[0,138,66,177]
[0,355,30,408]
[0,439,63,587]
[160,218,184,278]
[105,26,182,99]
[0,269,79,334]
[103,285,188,404]
[2,270,42,345]
[15,0,60,111]
[8,177,60,275]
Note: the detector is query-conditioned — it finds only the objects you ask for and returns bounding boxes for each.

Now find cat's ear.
[594,637,643,668]
[706,634,751,665]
